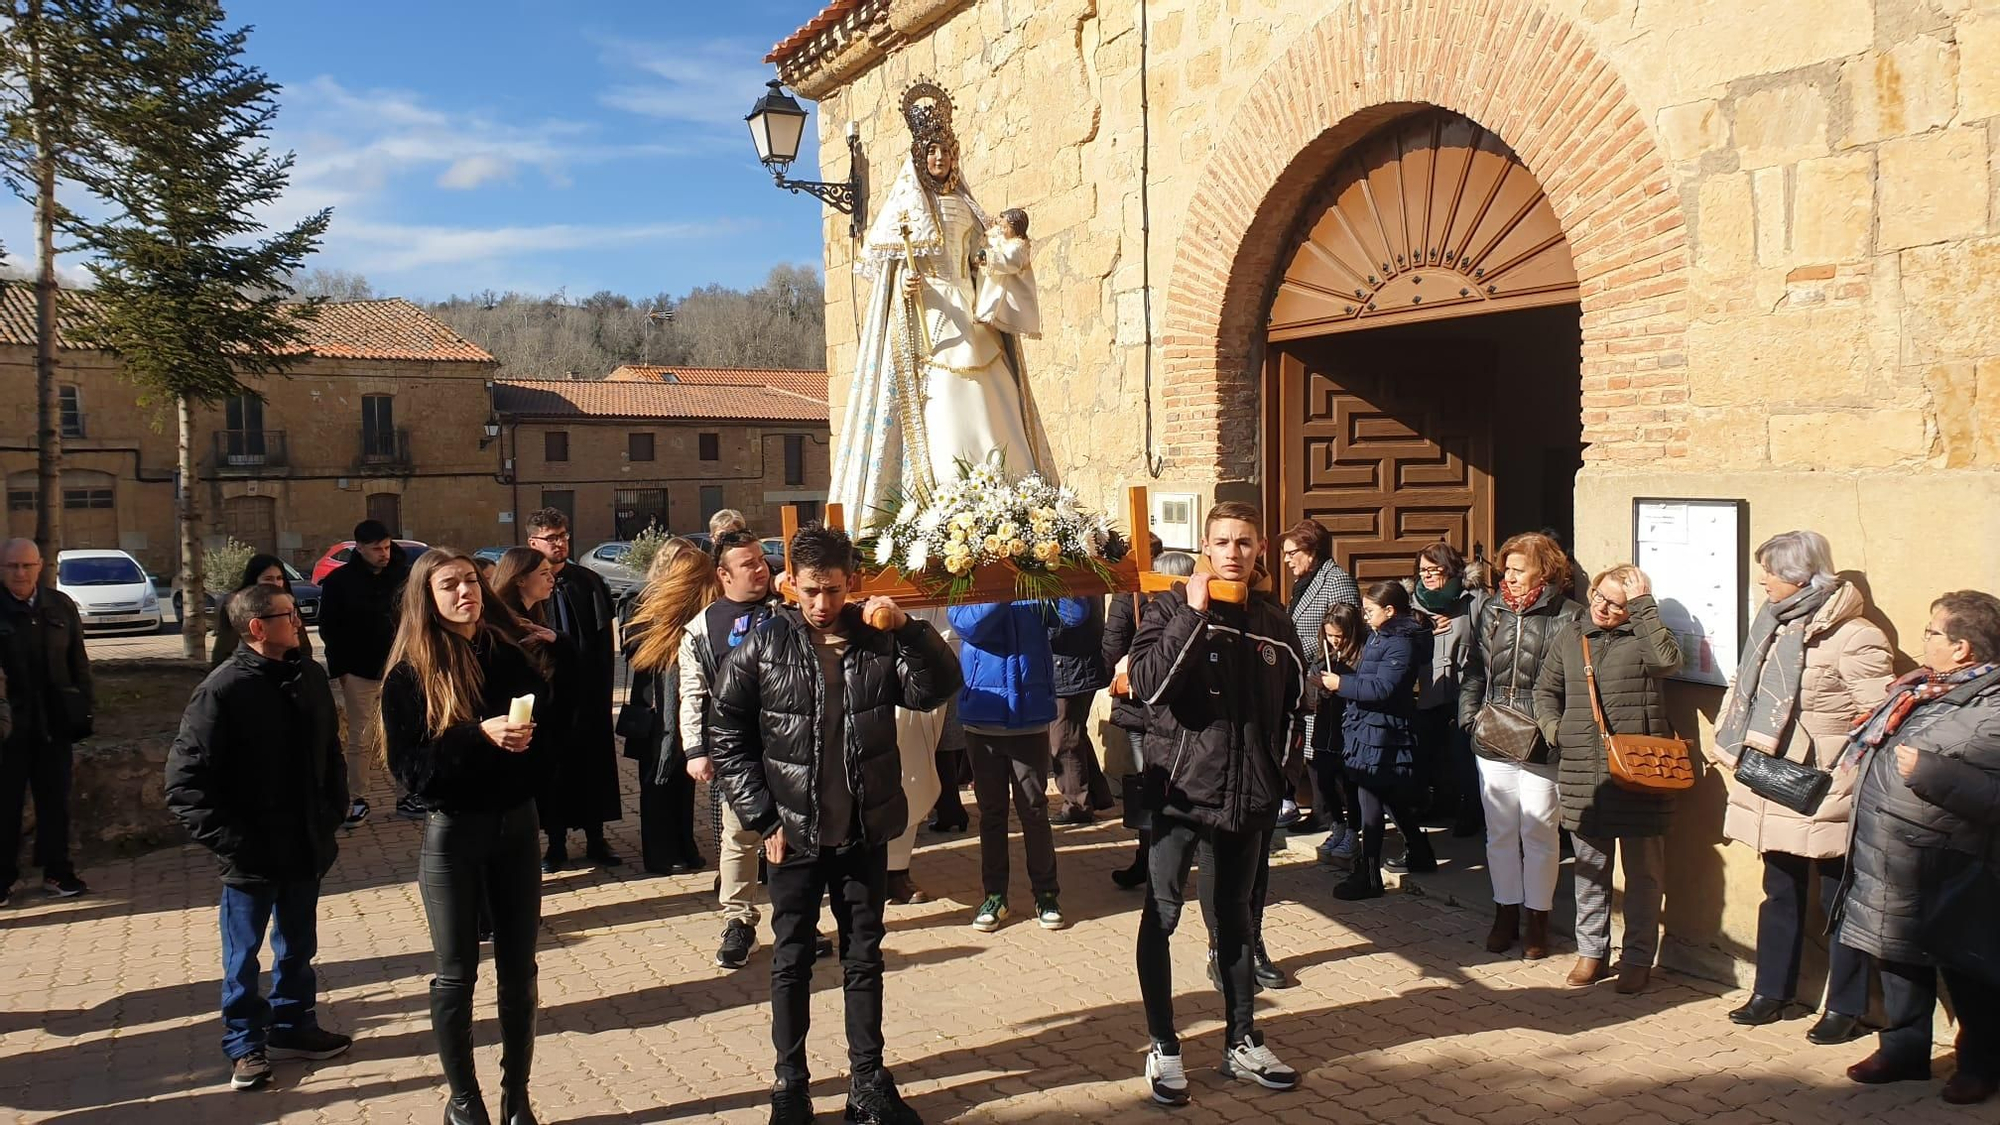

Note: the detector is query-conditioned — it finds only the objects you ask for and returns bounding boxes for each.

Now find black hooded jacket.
[708,604,961,858]
[165,646,347,888]
[1127,587,1306,833]
[318,544,411,679]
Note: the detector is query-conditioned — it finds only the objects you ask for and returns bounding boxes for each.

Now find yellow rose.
[1008,538,1027,556]
[949,529,966,544]
[996,521,1019,540]
[983,535,1004,555]
[946,554,973,575]
[1036,541,1063,564]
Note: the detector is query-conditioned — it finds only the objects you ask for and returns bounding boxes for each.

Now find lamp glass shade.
[746,80,808,166]
[482,422,500,438]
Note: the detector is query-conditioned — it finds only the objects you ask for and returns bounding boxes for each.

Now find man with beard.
[527,507,623,870]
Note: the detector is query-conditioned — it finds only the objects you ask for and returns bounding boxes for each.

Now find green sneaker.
[1034,892,1065,930]
[971,894,1008,932]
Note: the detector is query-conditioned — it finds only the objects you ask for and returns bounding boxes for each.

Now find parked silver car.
[578,540,642,597]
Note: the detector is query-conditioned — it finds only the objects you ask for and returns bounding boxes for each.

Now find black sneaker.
[1383,849,1437,874]
[44,874,87,898]
[769,1080,813,1125]
[716,919,757,969]
[394,794,427,820]
[266,1026,352,1061]
[814,933,836,961]
[230,1049,272,1091]
[843,1072,921,1124]
[1221,1030,1299,1090]
[1110,864,1147,890]
[342,798,369,829]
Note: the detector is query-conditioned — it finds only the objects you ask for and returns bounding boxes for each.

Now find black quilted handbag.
[1734,747,1832,816]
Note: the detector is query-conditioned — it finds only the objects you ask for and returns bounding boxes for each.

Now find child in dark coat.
[1325,582,1436,899]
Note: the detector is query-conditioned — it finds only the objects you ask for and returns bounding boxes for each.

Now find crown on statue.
[901,78,954,147]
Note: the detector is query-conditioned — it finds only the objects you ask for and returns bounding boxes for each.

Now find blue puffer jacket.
[949,599,1085,730]
[1338,612,1431,781]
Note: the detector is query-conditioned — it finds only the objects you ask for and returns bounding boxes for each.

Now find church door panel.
[1275,339,1494,585]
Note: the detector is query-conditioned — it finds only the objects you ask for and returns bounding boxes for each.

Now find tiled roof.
[0,285,495,364]
[765,0,865,65]
[493,378,830,424]
[606,364,829,399]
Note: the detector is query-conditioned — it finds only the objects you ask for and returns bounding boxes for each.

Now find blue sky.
[2,0,831,302]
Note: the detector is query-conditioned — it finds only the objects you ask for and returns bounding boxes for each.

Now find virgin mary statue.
[827,79,1041,526]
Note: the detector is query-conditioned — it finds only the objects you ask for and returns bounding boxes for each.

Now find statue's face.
[925,142,954,181]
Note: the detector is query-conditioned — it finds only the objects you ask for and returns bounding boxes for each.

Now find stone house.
[0,288,502,573]
[491,366,830,544]
[767,0,2000,981]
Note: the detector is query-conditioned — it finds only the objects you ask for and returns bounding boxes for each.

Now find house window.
[614,487,668,539]
[223,394,268,461]
[58,385,83,438]
[698,432,719,461]
[361,394,396,457]
[699,485,724,525]
[628,432,655,462]
[61,487,113,509]
[545,431,569,462]
[794,499,822,524]
[6,490,33,511]
[784,435,806,486]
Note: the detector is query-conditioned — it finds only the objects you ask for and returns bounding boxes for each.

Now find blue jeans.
[220,879,320,1059]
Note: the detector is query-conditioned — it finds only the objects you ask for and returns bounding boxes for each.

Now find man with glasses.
[318,519,413,824]
[527,507,624,869]
[166,583,352,1090]
[0,537,93,902]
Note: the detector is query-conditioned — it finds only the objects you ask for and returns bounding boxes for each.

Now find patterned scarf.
[1714,580,1838,759]
[1839,662,2000,769]
[1500,581,1545,614]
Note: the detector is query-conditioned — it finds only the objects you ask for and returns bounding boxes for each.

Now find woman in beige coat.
[1707,530,1891,1043]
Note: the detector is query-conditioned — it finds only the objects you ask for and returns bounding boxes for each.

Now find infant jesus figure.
[974,207,1042,340]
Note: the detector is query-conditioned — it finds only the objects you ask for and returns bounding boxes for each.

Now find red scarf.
[1501,581,1545,614]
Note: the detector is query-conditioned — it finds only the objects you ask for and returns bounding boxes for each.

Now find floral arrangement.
[862,456,1120,601]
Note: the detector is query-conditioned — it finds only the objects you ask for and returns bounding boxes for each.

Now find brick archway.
[1161,0,1688,482]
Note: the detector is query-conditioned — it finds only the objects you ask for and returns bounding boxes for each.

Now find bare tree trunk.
[27,0,62,583]
[177,393,205,659]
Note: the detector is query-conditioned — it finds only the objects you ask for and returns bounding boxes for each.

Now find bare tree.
[287,266,376,301]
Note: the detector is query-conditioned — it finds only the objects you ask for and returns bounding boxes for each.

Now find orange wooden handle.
[1137,573,1249,604]
[865,605,897,630]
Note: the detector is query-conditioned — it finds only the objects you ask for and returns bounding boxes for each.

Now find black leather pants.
[419,800,542,1105]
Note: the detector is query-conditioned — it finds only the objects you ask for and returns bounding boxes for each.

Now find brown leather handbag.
[1582,636,1695,792]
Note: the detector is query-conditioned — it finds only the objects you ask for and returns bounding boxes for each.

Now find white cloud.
[596,37,773,129]
[438,154,517,190]
[334,217,746,272]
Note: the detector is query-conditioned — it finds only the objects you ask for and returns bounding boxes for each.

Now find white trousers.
[1477,757,1562,911]
[887,705,945,872]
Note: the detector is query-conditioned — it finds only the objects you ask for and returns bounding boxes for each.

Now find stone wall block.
[1839,35,1958,148]
[1731,81,1831,169]
[1876,126,1990,249]
[1657,99,1728,163]
[1791,151,1875,260]
[1694,172,1756,272]
[1768,409,1930,469]
[1686,304,1878,406]
[1923,357,2000,467]
[1958,11,2000,121]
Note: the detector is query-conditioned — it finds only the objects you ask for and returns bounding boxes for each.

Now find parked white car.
[578,540,642,598]
[56,549,164,633]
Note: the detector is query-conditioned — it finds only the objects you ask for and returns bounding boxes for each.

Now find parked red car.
[310,539,430,585]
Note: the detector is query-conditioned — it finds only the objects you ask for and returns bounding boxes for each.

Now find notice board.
[1631,498,1749,686]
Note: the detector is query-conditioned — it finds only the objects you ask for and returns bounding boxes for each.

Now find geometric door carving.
[1274,337,1494,585]
[1268,109,1578,340]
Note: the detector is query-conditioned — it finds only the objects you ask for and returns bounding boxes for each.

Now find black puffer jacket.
[1128,588,1306,833]
[317,545,411,679]
[1102,591,1152,733]
[165,647,347,888]
[1459,584,1586,748]
[1049,595,1109,697]
[1534,596,1684,837]
[709,605,960,857]
[381,632,555,814]
[1834,667,2000,966]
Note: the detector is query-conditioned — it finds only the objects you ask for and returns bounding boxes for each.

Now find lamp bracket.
[767,132,866,237]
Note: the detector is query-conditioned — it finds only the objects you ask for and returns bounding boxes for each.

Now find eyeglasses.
[1589,592,1627,610]
[529,533,570,545]
[1923,627,1948,640]
[1281,547,1308,558]
[256,609,301,622]
[0,562,39,571]
[1417,565,1447,577]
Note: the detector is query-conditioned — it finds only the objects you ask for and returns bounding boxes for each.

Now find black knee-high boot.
[431,981,491,1124]
[497,976,538,1125]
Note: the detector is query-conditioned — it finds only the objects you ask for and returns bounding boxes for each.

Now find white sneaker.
[1145,1043,1190,1106]
[1222,1031,1299,1090]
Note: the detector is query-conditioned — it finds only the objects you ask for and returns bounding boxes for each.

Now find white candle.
[508,694,534,724]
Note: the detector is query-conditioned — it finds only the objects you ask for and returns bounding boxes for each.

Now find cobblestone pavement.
[0,768,1985,1124]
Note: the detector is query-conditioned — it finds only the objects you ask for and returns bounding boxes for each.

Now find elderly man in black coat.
[166,583,351,1092]
[525,506,623,870]
[0,536,93,902]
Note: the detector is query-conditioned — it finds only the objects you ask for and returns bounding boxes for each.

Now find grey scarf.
[1715,579,1837,761]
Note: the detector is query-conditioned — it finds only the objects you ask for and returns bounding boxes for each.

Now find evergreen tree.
[0,0,122,569]
[73,0,329,658]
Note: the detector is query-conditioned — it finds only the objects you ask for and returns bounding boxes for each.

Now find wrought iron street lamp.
[746,79,863,236]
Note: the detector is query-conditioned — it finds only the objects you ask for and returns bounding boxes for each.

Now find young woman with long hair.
[210,552,315,668]
[619,539,717,873]
[379,547,550,1125]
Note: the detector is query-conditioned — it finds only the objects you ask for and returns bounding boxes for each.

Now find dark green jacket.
[1534,595,1684,837]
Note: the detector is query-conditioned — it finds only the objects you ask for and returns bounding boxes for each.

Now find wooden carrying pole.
[777,485,1248,611]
